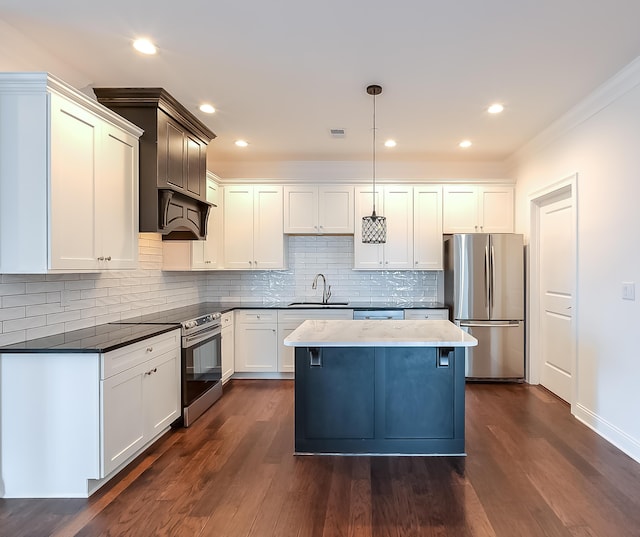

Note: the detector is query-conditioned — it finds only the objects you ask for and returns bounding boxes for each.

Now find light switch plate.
[622,282,635,300]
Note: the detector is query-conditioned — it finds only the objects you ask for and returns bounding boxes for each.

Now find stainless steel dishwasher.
[353,309,404,320]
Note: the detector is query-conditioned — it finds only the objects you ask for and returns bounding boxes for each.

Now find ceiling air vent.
[330,128,346,138]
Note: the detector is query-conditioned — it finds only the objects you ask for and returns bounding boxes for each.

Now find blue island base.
[294,346,466,455]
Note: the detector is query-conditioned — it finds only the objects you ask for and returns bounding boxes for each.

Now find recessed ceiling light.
[459,140,472,148]
[199,104,215,114]
[384,139,397,148]
[133,38,157,55]
[235,140,249,147]
[487,103,504,114]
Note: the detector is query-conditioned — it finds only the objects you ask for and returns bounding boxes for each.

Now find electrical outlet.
[622,282,635,300]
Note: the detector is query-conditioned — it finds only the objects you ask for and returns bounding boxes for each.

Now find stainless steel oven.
[180,312,223,426]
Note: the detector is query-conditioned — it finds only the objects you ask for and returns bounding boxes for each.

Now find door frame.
[528,173,578,408]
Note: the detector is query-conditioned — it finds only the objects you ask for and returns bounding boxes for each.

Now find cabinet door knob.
[97,256,104,261]
[105,256,111,261]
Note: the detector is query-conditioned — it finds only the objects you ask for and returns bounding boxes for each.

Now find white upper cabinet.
[354,185,413,270]
[162,173,221,270]
[284,185,354,234]
[0,73,141,273]
[443,185,514,233]
[413,185,443,270]
[223,185,286,270]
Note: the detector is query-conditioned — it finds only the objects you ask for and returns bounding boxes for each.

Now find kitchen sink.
[287,302,350,308]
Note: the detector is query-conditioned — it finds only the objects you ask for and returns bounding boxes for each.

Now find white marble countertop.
[284,319,478,347]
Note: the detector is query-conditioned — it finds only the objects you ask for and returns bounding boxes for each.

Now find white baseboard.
[574,403,640,464]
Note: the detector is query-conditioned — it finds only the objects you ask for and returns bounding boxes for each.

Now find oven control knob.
[185,321,196,329]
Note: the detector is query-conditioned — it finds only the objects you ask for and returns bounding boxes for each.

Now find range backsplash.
[0,234,441,345]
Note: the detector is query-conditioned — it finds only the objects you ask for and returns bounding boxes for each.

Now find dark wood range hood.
[94,87,216,240]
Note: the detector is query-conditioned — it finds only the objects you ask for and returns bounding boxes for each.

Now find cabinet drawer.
[235,309,277,323]
[404,309,449,320]
[102,329,181,380]
[221,312,234,327]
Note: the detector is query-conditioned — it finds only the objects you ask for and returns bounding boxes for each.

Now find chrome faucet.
[312,273,332,304]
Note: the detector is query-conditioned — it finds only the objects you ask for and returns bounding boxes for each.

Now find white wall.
[511,59,640,462]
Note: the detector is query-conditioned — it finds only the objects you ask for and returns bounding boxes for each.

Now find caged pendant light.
[362,84,387,244]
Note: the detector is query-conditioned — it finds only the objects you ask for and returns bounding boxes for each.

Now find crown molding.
[509,55,640,165]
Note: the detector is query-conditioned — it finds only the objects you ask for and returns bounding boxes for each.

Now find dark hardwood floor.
[2,380,640,537]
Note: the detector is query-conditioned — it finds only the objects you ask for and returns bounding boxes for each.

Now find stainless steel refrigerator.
[444,234,525,380]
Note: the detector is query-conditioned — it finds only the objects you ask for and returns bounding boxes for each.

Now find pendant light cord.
[372,90,377,217]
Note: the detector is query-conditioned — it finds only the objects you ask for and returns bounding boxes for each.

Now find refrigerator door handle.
[490,242,495,311]
[459,321,521,327]
[484,244,490,309]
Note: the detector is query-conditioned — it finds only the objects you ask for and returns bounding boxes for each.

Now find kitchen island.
[284,319,477,455]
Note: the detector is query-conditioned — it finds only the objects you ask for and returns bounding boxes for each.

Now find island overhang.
[284,319,478,347]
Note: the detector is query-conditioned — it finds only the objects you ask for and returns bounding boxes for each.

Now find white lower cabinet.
[404,309,449,320]
[221,311,235,383]
[0,329,180,498]
[101,330,181,478]
[277,309,354,372]
[234,310,278,372]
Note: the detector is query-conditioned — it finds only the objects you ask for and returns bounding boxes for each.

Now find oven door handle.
[183,328,221,348]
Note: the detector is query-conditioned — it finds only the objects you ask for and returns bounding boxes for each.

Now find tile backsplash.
[208,236,441,305]
[0,234,441,345]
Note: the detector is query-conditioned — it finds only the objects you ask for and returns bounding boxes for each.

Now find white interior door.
[538,191,574,402]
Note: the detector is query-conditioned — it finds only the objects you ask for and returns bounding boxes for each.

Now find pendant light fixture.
[362,84,387,244]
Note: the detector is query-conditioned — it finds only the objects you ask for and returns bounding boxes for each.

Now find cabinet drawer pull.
[145,367,158,376]
[97,256,104,261]
[146,347,153,352]
[105,256,111,261]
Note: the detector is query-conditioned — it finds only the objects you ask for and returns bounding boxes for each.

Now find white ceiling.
[2,0,640,165]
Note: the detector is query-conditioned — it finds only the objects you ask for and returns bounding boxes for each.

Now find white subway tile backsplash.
[0,283,26,296]
[46,311,81,325]
[2,293,47,308]
[1,274,46,283]
[0,330,26,346]
[81,288,109,299]
[25,303,63,317]
[0,306,26,321]
[64,280,96,291]
[26,323,66,340]
[26,281,65,293]
[4,315,46,332]
[0,233,442,344]
[64,318,96,332]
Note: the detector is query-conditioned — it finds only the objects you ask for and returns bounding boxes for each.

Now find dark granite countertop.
[124,301,448,314]
[0,301,447,354]
[0,323,180,354]
[111,301,448,323]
